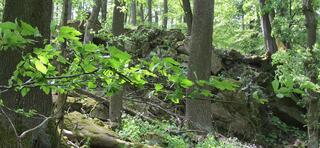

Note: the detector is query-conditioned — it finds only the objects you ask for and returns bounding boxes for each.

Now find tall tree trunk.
[124,10,128,25]
[147,0,152,23]
[110,0,126,124]
[84,0,102,43]
[139,3,145,23]
[101,0,108,22]
[259,0,277,56]
[109,89,124,124]
[182,0,193,35]
[155,10,159,25]
[55,0,72,145]
[112,0,125,36]
[303,0,317,49]
[130,0,137,25]
[302,0,318,148]
[162,0,168,29]
[186,0,214,132]
[0,0,57,147]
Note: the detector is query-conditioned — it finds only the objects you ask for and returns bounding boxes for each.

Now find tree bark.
[84,0,102,43]
[302,0,317,49]
[186,0,214,132]
[302,1,318,148]
[155,10,159,25]
[55,0,72,146]
[112,0,125,36]
[0,0,57,147]
[139,3,145,23]
[130,0,137,25]
[162,0,168,29]
[147,0,152,23]
[109,89,124,124]
[182,0,193,35]
[259,0,277,56]
[110,0,125,124]
[101,0,108,22]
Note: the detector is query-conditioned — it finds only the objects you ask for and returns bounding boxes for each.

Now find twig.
[0,107,22,148]
[19,117,53,139]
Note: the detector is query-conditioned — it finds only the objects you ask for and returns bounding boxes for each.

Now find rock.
[270,98,305,128]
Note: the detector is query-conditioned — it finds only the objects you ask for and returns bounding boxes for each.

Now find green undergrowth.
[116,115,257,148]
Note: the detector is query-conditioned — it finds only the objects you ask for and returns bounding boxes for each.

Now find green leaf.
[154,84,164,92]
[0,99,4,107]
[40,86,51,95]
[21,87,30,97]
[163,57,180,66]
[180,78,194,88]
[292,89,304,95]
[83,43,98,52]
[38,55,49,64]
[58,26,81,41]
[34,59,48,74]
[20,21,40,36]
[201,90,213,97]
[88,82,97,89]
[210,78,239,91]
[272,79,279,91]
[0,22,17,30]
[109,46,131,61]
[81,62,96,73]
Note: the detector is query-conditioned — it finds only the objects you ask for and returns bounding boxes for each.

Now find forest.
[0,0,319,147]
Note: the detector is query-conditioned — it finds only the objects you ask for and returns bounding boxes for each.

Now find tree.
[110,0,126,124]
[186,0,214,131]
[302,0,318,147]
[139,3,145,23]
[147,0,152,23]
[0,0,57,147]
[259,0,277,56]
[155,8,159,25]
[162,0,168,29]
[84,0,102,43]
[112,0,125,36]
[61,0,72,25]
[182,0,193,35]
[130,0,137,25]
[54,0,73,143]
[101,0,108,22]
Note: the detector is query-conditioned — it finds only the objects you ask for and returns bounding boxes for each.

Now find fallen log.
[63,112,152,148]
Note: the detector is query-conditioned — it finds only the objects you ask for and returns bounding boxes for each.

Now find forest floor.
[59,27,307,148]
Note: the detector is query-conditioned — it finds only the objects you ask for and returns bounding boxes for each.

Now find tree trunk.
[186,0,214,132]
[302,0,317,49]
[147,0,152,23]
[182,0,193,35]
[55,0,72,146]
[155,10,159,25]
[101,0,108,22]
[0,0,57,147]
[302,0,318,148]
[60,0,72,26]
[84,0,102,43]
[130,0,137,25]
[124,12,128,25]
[109,89,124,124]
[110,0,126,124]
[259,0,277,57]
[112,0,125,36]
[307,97,319,148]
[162,0,168,29]
[139,3,145,23]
